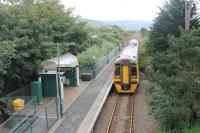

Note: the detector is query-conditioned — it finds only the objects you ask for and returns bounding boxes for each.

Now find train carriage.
[113,39,139,93]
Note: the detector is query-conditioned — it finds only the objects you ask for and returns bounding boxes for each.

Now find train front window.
[115,66,120,76]
[131,66,137,76]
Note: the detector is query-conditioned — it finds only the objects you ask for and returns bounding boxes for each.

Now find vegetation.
[77,41,115,66]
[95,26,132,44]
[139,35,150,72]
[183,125,200,133]
[77,18,153,30]
[0,0,93,122]
[0,0,132,124]
[146,0,200,132]
[77,18,111,28]
[0,0,90,95]
[77,25,131,66]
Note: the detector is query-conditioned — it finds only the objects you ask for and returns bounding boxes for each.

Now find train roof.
[115,39,139,63]
[129,39,138,45]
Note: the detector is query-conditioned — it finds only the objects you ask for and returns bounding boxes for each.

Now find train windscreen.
[131,65,137,76]
[115,66,120,76]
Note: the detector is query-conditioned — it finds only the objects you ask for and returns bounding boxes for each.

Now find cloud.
[61,0,166,20]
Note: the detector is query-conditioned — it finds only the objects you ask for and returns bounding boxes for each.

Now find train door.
[122,64,130,84]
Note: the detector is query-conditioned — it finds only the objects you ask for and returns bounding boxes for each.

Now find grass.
[183,126,200,133]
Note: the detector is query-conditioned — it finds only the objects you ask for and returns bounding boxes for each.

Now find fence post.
[30,120,33,133]
[34,96,37,115]
[45,107,49,129]
[19,111,21,123]
[107,54,109,64]
[55,97,59,119]
[92,65,96,78]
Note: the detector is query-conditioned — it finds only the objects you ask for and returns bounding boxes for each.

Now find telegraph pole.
[185,0,193,32]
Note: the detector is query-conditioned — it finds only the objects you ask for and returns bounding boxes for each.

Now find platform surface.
[52,61,114,133]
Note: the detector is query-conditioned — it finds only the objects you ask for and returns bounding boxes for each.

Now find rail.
[106,94,135,133]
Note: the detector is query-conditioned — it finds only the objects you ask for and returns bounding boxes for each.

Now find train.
[113,39,140,93]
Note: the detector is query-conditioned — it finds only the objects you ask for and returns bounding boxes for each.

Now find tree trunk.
[185,0,193,32]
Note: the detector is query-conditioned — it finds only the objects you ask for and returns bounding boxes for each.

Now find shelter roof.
[41,53,78,72]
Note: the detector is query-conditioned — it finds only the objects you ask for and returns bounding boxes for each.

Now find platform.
[76,74,113,133]
[36,80,91,116]
[48,60,114,133]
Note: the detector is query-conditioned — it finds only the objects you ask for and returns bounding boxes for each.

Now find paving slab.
[47,80,91,133]
[76,74,113,133]
[53,61,114,133]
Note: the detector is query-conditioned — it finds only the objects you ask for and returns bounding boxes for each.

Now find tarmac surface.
[53,61,114,133]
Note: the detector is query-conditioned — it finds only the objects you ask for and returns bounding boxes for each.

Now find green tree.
[146,0,200,132]
[147,0,199,57]
[0,0,89,95]
[140,27,148,36]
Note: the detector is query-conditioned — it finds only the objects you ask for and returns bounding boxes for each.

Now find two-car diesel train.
[113,39,140,93]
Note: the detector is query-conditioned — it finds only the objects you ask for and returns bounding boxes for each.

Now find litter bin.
[31,81,43,104]
[12,99,24,112]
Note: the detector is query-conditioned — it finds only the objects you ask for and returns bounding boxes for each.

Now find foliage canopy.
[146,0,200,132]
[0,0,89,94]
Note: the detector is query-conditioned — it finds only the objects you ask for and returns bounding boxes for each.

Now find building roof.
[40,53,79,72]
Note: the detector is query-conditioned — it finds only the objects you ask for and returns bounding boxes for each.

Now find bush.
[77,40,115,66]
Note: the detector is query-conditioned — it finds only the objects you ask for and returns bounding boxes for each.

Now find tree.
[146,0,200,132]
[185,0,192,32]
[140,27,148,36]
[147,0,199,56]
[0,0,89,95]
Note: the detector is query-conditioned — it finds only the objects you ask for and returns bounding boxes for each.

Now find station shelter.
[40,53,79,97]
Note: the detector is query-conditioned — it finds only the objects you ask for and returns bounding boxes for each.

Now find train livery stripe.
[122,64,129,84]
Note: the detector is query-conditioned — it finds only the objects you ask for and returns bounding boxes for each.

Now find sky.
[61,0,167,21]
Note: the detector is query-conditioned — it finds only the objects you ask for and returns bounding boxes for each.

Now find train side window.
[131,66,137,76]
[115,67,120,76]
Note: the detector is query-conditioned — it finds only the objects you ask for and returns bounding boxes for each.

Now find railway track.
[106,93,135,133]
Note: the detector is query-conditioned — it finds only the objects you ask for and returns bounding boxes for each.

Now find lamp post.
[56,42,75,118]
[42,41,75,118]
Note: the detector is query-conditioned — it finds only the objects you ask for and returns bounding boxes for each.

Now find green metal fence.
[6,85,31,97]
[94,44,123,76]
[2,84,59,133]
[0,96,36,133]
[79,44,123,78]
[24,97,58,133]
[0,97,58,133]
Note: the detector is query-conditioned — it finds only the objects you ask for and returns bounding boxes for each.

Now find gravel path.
[54,61,114,133]
[133,79,158,133]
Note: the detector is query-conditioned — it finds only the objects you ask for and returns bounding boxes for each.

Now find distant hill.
[103,20,153,30]
[77,18,153,30]
[77,18,111,28]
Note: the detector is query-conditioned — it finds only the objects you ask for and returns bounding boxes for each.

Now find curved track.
[106,93,135,133]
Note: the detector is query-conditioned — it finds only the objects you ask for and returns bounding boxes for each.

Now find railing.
[94,44,123,76]
[0,96,36,133]
[79,44,123,78]
[6,85,31,97]
[24,97,58,133]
